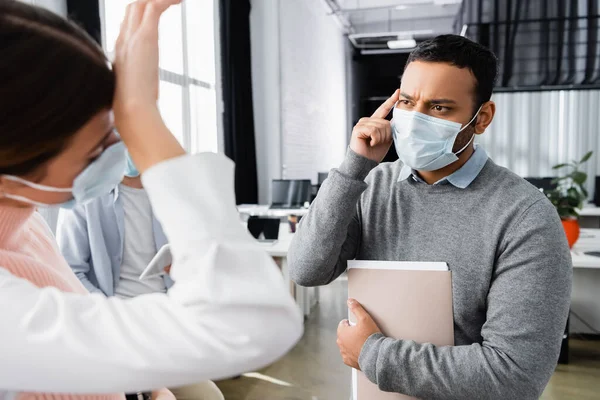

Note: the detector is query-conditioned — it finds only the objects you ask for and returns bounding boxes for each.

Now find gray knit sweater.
[288,148,572,399]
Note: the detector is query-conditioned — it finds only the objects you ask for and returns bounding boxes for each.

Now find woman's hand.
[113,0,180,114]
[113,0,186,174]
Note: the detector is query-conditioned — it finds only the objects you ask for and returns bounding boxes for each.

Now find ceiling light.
[387,39,417,49]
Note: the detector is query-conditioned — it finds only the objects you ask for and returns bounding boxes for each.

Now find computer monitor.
[318,172,328,185]
[271,179,311,208]
[524,177,557,193]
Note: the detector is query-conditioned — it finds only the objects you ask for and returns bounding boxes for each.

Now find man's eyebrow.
[428,98,458,105]
[400,92,414,100]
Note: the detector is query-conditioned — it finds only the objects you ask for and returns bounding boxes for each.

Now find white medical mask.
[1,141,127,209]
[392,106,481,171]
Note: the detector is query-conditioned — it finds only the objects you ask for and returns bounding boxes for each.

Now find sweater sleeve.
[288,148,378,286]
[358,198,572,400]
[0,153,303,393]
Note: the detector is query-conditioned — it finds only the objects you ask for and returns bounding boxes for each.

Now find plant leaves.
[567,187,579,198]
[580,151,593,164]
[558,207,577,219]
[569,209,580,219]
[552,163,569,170]
[567,197,580,207]
[573,171,588,185]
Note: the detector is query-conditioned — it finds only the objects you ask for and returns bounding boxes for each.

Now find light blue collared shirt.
[57,186,172,296]
[398,145,489,189]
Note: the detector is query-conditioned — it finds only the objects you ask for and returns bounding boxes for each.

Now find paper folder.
[348,260,454,400]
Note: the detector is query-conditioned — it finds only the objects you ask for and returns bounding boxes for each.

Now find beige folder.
[348,261,454,400]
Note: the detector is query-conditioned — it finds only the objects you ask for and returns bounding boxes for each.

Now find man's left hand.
[337,298,382,370]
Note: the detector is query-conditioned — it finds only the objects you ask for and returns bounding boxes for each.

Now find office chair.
[247,217,280,240]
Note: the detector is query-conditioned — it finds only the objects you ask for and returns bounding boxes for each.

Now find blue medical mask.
[1,141,127,209]
[392,106,481,171]
[124,151,140,177]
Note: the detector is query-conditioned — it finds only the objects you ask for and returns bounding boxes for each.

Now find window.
[100,0,220,153]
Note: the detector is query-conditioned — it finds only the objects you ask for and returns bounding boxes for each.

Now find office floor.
[215,278,600,400]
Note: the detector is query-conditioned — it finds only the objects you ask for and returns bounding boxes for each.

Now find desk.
[238,204,310,218]
[564,229,600,363]
[257,223,318,317]
[571,229,600,269]
[578,204,600,217]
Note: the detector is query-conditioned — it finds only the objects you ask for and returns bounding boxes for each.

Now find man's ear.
[474,101,496,134]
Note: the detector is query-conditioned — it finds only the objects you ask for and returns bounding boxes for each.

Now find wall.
[251,0,349,204]
[250,0,283,205]
[478,90,600,334]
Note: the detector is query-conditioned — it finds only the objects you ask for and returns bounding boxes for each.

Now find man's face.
[397,61,480,152]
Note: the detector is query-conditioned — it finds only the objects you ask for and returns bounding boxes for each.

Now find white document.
[139,244,172,280]
[348,260,450,400]
[347,260,448,271]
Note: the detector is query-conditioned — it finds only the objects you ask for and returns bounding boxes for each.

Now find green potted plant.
[545,151,593,248]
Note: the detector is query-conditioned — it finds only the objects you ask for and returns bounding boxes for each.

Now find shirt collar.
[398,145,488,189]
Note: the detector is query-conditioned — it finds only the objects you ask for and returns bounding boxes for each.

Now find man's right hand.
[349,89,400,162]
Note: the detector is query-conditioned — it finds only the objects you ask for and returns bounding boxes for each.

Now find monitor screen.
[271,180,311,206]
[524,177,557,192]
[318,172,328,185]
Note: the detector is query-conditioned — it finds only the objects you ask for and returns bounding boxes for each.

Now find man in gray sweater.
[288,35,572,399]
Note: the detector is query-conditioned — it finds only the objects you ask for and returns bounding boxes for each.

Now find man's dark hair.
[406,34,498,109]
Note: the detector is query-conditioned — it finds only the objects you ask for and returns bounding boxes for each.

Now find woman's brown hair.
[0,0,115,176]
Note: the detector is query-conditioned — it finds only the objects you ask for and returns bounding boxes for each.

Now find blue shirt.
[398,145,489,189]
[57,186,172,296]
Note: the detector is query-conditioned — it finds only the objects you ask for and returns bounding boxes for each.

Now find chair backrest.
[247,217,280,240]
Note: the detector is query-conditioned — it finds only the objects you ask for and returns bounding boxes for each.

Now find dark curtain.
[457,0,600,89]
[66,0,102,45]
[220,0,259,205]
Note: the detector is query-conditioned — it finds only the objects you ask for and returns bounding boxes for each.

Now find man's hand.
[350,89,400,162]
[337,299,382,370]
[163,264,171,275]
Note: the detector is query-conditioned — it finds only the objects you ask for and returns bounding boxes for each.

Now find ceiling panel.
[332,0,462,37]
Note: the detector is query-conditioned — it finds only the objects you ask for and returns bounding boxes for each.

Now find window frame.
[98,0,224,153]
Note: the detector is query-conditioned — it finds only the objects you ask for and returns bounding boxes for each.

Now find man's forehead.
[401,61,477,101]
